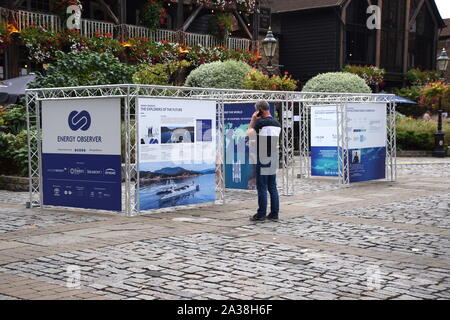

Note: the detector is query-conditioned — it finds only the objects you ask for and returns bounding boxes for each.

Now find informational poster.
[311,105,339,177]
[311,103,387,183]
[224,103,275,190]
[41,98,122,211]
[138,98,216,210]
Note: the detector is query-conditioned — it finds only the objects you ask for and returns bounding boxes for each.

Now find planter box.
[0,175,28,192]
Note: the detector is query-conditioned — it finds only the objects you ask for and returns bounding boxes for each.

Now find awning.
[0,74,37,105]
[376,91,417,104]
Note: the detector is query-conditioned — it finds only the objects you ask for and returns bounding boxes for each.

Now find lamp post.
[261,27,278,77]
[433,48,449,158]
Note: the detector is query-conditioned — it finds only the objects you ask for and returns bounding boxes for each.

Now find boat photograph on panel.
[139,161,216,210]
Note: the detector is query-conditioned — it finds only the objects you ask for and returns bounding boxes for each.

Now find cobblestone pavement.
[0,158,449,300]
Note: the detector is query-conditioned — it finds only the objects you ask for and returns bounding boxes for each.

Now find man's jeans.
[256,164,280,217]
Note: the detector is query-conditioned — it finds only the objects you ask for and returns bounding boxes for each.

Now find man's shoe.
[250,214,266,222]
[267,214,279,222]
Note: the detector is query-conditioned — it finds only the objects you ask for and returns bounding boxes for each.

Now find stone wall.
[0,176,29,192]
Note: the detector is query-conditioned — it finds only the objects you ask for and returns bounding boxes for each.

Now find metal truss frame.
[297,92,397,186]
[25,85,396,215]
[25,84,297,216]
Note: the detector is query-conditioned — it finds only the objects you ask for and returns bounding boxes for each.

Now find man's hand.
[251,111,261,121]
[247,111,260,138]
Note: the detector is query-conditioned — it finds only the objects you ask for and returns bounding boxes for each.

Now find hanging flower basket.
[193,0,257,13]
[140,0,167,31]
[50,0,83,21]
[208,12,234,41]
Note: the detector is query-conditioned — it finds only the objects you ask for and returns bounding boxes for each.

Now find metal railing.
[14,9,61,32]
[121,24,251,50]
[2,7,251,51]
[81,18,115,37]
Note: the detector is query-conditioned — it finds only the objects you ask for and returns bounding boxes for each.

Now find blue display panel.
[41,98,122,211]
[224,103,275,190]
[311,146,339,177]
[349,147,386,183]
[42,153,122,211]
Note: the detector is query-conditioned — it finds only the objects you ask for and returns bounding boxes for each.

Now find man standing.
[247,101,281,222]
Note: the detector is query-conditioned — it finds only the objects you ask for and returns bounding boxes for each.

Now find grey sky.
[436,0,450,19]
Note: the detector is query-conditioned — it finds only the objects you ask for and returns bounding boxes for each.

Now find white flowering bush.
[185,60,252,89]
[302,72,372,93]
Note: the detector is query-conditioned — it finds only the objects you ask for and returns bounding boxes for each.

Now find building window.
[17,0,49,12]
[345,0,376,66]
[409,4,435,70]
[380,0,406,73]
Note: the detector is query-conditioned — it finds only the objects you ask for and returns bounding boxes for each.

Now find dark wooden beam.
[119,0,127,24]
[233,10,252,39]
[409,0,425,27]
[252,3,259,40]
[97,0,120,24]
[403,0,411,75]
[12,0,25,8]
[375,0,383,67]
[182,5,202,32]
[339,0,353,68]
[425,0,439,70]
[176,0,184,29]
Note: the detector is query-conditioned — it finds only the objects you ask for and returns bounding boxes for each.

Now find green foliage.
[0,104,27,135]
[0,23,11,47]
[405,68,440,86]
[302,72,372,93]
[243,70,298,91]
[396,86,421,102]
[396,117,450,151]
[29,51,136,88]
[0,130,29,177]
[132,60,191,86]
[185,60,252,89]
[342,65,385,86]
[394,86,427,117]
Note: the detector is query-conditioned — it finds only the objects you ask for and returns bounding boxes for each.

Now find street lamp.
[433,48,449,158]
[437,48,450,75]
[261,27,278,77]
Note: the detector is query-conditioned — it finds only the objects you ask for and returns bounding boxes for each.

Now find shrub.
[419,81,450,110]
[0,130,29,177]
[0,104,27,135]
[302,72,371,94]
[243,70,298,91]
[396,117,450,151]
[342,65,385,86]
[405,68,440,86]
[132,60,191,86]
[30,51,136,88]
[185,60,252,89]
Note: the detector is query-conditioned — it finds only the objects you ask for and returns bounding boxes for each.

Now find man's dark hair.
[255,100,270,111]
